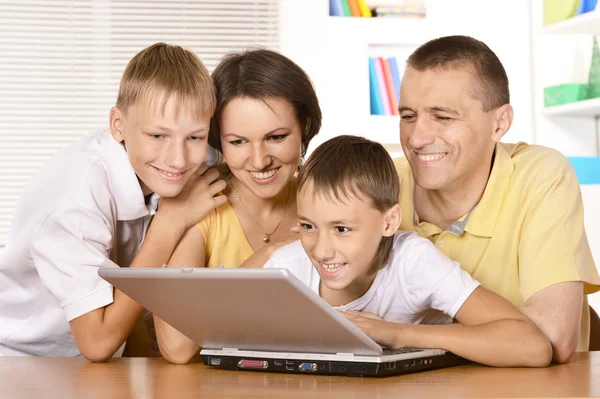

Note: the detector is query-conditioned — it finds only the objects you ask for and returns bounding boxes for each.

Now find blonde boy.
[256,135,552,367]
[0,43,226,361]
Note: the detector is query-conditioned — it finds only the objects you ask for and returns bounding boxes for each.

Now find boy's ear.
[382,204,401,237]
[109,106,125,143]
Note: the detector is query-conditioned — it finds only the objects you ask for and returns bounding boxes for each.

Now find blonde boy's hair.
[297,135,400,275]
[116,42,216,117]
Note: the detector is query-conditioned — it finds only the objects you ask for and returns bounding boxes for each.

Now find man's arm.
[344,286,552,368]
[520,282,583,364]
[69,168,226,362]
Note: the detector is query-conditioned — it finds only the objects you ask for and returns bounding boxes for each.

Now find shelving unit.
[542,97,600,116]
[540,10,600,35]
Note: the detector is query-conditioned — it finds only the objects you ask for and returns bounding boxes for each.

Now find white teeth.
[321,262,345,271]
[161,170,184,177]
[417,153,445,162]
[250,168,279,180]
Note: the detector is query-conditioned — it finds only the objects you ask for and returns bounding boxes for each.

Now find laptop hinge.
[336,352,354,356]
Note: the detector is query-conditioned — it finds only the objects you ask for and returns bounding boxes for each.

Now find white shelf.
[327,16,431,46]
[540,11,600,35]
[542,97,600,117]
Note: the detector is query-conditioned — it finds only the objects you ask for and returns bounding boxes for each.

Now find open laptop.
[99,267,467,377]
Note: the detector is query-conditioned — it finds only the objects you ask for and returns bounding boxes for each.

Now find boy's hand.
[341,310,404,349]
[156,166,227,232]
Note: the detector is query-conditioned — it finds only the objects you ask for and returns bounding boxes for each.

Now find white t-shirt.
[264,231,481,325]
[0,127,218,356]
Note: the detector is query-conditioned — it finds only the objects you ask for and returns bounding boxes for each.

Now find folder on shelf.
[347,0,362,17]
[329,0,344,16]
[382,58,399,115]
[369,58,385,115]
[357,0,372,17]
[341,0,351,17]
[374,57,391,115]
[388,57,402,103]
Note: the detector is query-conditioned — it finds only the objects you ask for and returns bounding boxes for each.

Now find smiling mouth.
[415,152,447,162]
[319,261,347,273]
[249,167,280,180]
[153,166,187,180]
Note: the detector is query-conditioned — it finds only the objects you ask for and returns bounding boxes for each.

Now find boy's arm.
[68,168,226,362]
[343,286,552,367]
[153,226,206,364]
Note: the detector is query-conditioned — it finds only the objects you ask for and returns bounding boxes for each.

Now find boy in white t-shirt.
[0,43,227,361]
[247,135,551,367]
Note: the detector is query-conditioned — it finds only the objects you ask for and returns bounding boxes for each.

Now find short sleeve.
[31,205,118,321]
[400,236,480,318]
[518,172,598,301]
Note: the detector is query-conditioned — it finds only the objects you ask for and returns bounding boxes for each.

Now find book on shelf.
[330,0,424,17]
[369,56,402,115]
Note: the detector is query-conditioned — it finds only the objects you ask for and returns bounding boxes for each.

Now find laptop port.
[299,363,317,372]
[285,365,294,371]
[238,359,268,369]
[385,361,396,370]
[274,360,283,367]
[210,358,221,366]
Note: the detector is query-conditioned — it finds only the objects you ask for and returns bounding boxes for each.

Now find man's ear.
[491,104,513,142]
[382,204,402,237]
[109,106,125,143]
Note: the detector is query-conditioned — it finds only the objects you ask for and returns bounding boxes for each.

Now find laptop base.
[201,352,467,377]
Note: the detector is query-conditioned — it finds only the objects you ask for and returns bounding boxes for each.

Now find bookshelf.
[540,10,600,35]
[542,97,600,117]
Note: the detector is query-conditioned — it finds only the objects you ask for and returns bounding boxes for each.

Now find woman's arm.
[153,226,206,364]
[343,287,552,368]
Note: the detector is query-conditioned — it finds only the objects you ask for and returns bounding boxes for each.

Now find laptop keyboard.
[381,347,425,355]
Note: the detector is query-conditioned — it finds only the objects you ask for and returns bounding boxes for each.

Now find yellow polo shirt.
[395,142,600,351]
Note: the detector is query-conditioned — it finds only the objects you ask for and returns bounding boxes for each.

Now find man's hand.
[157,166,227,232]
[341,310,403,349]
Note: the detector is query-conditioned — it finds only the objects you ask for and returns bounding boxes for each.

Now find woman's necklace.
[232,181,292,243]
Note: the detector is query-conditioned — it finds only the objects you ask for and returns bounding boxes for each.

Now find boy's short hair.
[407,35,509,112]
[209,49,322,159]
[116,42,216,117]
[297,135,400,274]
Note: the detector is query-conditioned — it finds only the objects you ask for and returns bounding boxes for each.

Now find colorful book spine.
[374,57,391,115]
[329,0,344,16]
[357,0,372,17]
[347,0,362,17]
[369,58,384,115]
[369,56,403,116]
[388,56,401,103]
[381,58,399,115]
[341,0,351,16]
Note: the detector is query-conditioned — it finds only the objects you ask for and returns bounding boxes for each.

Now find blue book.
[369,57,384,115]
[567,157,600,185]
[329,0,344,16]
[388,57,401,103]
[577,0,598,14]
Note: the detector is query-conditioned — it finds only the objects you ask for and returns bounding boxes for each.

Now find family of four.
[1,36,598,367]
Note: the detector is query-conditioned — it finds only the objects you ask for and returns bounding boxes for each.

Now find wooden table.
[1,352,599,398]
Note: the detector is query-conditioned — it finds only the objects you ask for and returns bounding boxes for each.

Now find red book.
[381,58,399,115]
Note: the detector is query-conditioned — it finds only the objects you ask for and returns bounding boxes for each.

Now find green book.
[341,0,351,16]
[587,37,600,99]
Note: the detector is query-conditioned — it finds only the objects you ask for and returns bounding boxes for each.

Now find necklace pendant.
[263,233,270,243]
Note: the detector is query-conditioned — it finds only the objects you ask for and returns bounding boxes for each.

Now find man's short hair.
[407,35,510,111]
[116,42,215,118]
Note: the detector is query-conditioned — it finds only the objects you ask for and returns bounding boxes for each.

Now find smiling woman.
[152,48,323,365]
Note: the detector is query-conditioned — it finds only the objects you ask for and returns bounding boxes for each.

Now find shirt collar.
[98,129,159,221]
[411,142,514,238]
[463,142,514,237]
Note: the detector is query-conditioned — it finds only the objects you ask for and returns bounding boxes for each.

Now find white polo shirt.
[264,231,481,324]
[0,128,217,356]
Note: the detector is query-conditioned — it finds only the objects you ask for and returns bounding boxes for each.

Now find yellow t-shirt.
[195,201,254,268]
[395,142,600,351]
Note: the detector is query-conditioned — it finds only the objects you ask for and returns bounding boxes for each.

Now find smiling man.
[395,35,600,363]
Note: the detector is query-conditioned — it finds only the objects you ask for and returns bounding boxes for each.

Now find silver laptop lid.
[99,268,383,356]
